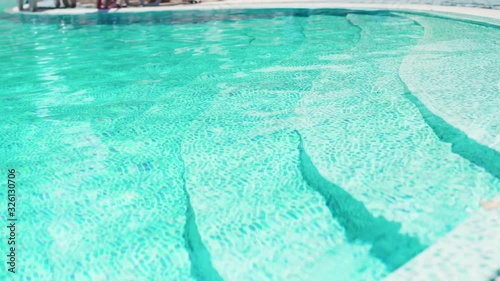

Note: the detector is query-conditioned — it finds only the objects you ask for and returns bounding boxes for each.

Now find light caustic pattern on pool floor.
[0,9,499,281]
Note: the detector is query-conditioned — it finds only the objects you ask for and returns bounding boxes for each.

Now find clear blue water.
[0,5,499,281]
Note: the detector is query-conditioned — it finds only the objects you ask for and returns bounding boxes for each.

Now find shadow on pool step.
[181,156,224,281]
[296,130,426,271]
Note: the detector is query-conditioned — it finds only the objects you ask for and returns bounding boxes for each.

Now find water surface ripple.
[0,8,499,281]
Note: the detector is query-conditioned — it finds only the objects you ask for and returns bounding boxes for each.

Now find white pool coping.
[5,0,500,21]
[384,203,500,281]
[4,1,500,280]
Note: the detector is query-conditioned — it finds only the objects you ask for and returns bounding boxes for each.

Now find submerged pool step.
[182,129,386,281]
[294,12,500,264]
[296,130,425,270]
[181,156,224,281]
[177,14,378,278]
[399,14,500,154]
[399,14,500,179]
[401,84,500,180]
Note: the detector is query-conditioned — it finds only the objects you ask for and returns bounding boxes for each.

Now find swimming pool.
[0,4,499,281]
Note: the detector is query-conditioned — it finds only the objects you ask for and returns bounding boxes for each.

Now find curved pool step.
[296,130,426,271]
[178,13,384,280]
[182,129,386,281]
[399,14,500,153]
[400,83,500,179]
[294,11,500,254]
[181,155,224,281]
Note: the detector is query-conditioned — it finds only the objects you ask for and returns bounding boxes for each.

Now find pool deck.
[4,0,500,280]
[5,0,500,20]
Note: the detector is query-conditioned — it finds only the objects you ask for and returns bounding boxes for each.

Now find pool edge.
[4,1,500,22]
[383,201,500,281]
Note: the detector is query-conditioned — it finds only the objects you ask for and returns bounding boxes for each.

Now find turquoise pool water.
[1,5,499,281]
